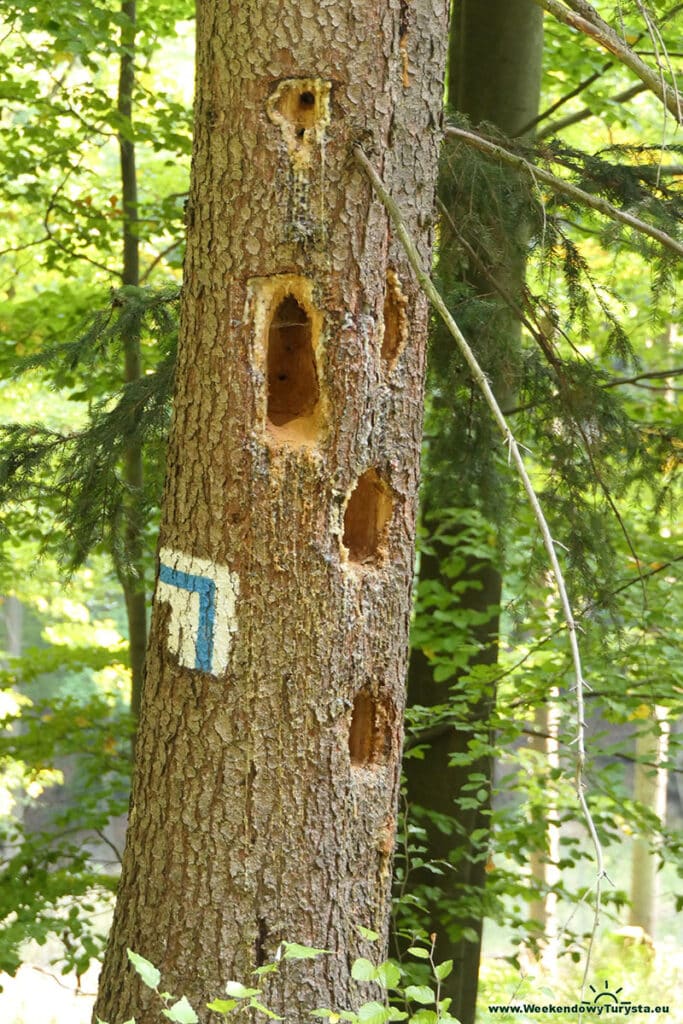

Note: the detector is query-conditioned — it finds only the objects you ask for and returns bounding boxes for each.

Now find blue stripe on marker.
[159,563,217,672]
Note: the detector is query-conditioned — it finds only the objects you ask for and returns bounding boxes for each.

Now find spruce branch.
[354,143,607,976]
[533,0,683,122]
[445,125,683,256]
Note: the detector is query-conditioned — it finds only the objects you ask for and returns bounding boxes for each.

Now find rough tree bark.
[94,1,448,1021]
[404,4,544,1022]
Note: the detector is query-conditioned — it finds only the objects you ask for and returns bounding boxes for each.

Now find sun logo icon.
[582,980,631,1007]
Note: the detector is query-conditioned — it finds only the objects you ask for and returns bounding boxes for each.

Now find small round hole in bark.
[342,469,393,566]
[267,295,320,429]
[349,691,391,768]
[268,80,328,134]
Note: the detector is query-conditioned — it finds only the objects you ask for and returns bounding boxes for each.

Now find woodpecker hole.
[266,79,331,172]
[273,82,323,132]
[349,691,391,768]
[250,275,324,446]
[267,295,320,427]
[381,269,409,366]
[342,469,393,566]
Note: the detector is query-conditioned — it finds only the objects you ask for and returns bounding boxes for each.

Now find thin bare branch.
[537,83,646,139]
[140,239,182,284]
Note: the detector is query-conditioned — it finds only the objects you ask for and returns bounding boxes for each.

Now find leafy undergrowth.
[478,940,683,1024]
[2,937,681,1024]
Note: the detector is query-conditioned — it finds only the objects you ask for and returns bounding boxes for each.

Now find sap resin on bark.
[266,78,331,241]
[381,269,409,367]
[156,548,239,675]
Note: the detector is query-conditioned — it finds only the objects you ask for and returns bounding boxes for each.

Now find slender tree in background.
[117,0,147,722]
[404,4,544,1020]
[629,707,670,936]
[94,0,448,1020]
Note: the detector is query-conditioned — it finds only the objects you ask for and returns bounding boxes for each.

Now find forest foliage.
[0,0,681,1011]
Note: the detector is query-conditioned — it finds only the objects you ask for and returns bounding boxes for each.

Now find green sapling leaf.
[405,985,435,1005]
[376,961,401,989]
[250,998,284,1019]
[162,996,199,1023]
[253,962,280,976]
[406,947,430,959]
[127,949,161,989]
[225,981,261,998]
[206,998,238,1014]
[409,1011,437,1024]
[357,1001,392,1024]
[282,941,329,960]
[356,926,380,942]
[351,957,377,981]
[433,959,453,981]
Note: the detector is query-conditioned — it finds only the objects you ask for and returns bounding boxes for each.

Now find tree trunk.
[629,707,670,937]
[2,594,23,660]
[116,0,147,723]
[528,698,561,971]
[403,5,543,1022]
[94,2,448,1021]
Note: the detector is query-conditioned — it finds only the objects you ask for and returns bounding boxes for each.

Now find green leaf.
[376,961,401,989]
[357,1001,392,1024]
[225,981,261,998]
[162,996,198,1023]
[407,947,430,960]
[253,962,280,976]
[433,960,453,981]
[206,999,238,1014]
[409,1012,437,1024]
[282,942,329,960]
[250,998,283,1019]
[127,949,161,990]
[357,926,380,942]
[405,985,435,1005]
[351,957,377,981]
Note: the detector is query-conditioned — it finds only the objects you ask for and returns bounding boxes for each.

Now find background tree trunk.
[116,0,147,724]
[403,5,543,1022]
[94,1,448,1021]
[528,697,561,970]
[629,707,670,937]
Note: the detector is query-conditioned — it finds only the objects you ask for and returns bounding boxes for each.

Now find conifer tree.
[94,1,449,1020]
